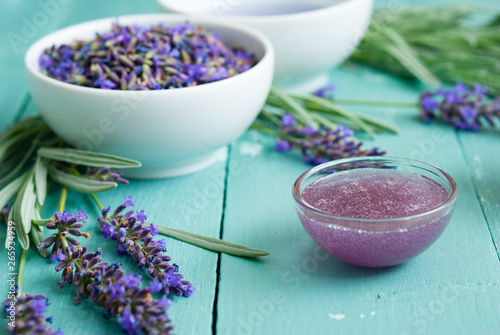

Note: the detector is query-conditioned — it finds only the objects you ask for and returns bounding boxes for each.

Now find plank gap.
[211,145,232,335]
[13,93,31,121]
[455,131,500,262]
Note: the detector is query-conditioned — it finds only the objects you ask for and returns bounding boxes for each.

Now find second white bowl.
[157,0,373,91]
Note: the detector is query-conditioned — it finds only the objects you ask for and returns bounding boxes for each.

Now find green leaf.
[17,169,36,236]
[0,127,38,162]
[34,157,48,206]
[4,201,16,249]
[38,147,141,168]
[32,218,51,226]
[0,171,28,209]
[0,130,45,189]
[155,225,270,257]
[30,207,48,258]
[0,116,41,145]
[290,93,378,138]
[11,200,30,250]
[48,164,117,193]
[30,224,48,257]
[269,86,318,127]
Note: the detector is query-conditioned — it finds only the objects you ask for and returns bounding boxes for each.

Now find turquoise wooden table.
[1,0,500,334]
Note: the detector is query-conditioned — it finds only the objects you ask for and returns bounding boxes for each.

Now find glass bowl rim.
[292,156,458,223]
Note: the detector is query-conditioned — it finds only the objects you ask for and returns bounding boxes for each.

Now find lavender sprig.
[86,167,129,185]
[40,22,256,90]
[98,197,195,297]
[3,292,63,335]
[272,114,385,165]
[38,210,90,262]
[419,82,500,131]
[55,246,173,335]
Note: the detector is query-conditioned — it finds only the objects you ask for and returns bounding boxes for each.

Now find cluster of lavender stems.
[3,291,63,335]
[39,22,255,90]
[419,82,500,131]
[39,210,175,334]
[86,167,129,184]
[98,197,195,297]
[274,114,385,165]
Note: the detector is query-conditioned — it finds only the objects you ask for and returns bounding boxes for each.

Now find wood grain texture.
[458,131,500,259]
[216,65,500,335]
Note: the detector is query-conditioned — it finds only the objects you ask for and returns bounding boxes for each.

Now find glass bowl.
[292,157,458,267]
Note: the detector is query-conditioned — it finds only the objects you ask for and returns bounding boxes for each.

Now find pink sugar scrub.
[293,157,457,267]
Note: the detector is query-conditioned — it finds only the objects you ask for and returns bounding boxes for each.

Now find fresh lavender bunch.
[274,114,385,165]
[419,82,500,131]
[86,167,129,185]
[3,292,63,335]
[98,197,194,297]
[38,210,90,262]
[55,246,173,335]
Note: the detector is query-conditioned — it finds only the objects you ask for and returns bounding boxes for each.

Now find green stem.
[91,193,104,211]
[269,86,318,127]
[61,237,68,249]
[17,249,28,294]
[58,186,68,212]
[250,122,299,143]
[334,99,417,108]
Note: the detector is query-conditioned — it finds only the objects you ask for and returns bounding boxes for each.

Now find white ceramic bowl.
[157,0,373,91]
[25,14,274,178]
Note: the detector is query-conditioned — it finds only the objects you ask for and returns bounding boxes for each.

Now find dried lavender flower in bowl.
[25,14,274,178]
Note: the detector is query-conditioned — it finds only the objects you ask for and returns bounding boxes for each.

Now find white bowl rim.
[157,0,371,23]
[25,13,274,96]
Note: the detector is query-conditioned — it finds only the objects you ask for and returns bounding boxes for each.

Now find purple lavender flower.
[275,114,385,165]
[419,82,499,131]
[55,246,173,334]
[40,22,256,90]
[98,197,195,297]
[1,204,9,223]
[86,167,129,185]
[38,210,90,262]
[3,293,63,335]
[313,81,336,99]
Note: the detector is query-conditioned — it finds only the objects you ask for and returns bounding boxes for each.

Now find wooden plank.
[458,131,500,259]
[0,1,223,334]
[0,0,78,129]
[216,65,500,335]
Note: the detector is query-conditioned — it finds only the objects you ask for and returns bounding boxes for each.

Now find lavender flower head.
[55,246,173,335]
[275,114,385,165]
[313,81,335,99]
[86,167,129,185]
[98,197,195,297]
[3,293,63,335]
[419,82,500,131]
[38,210,90,262]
